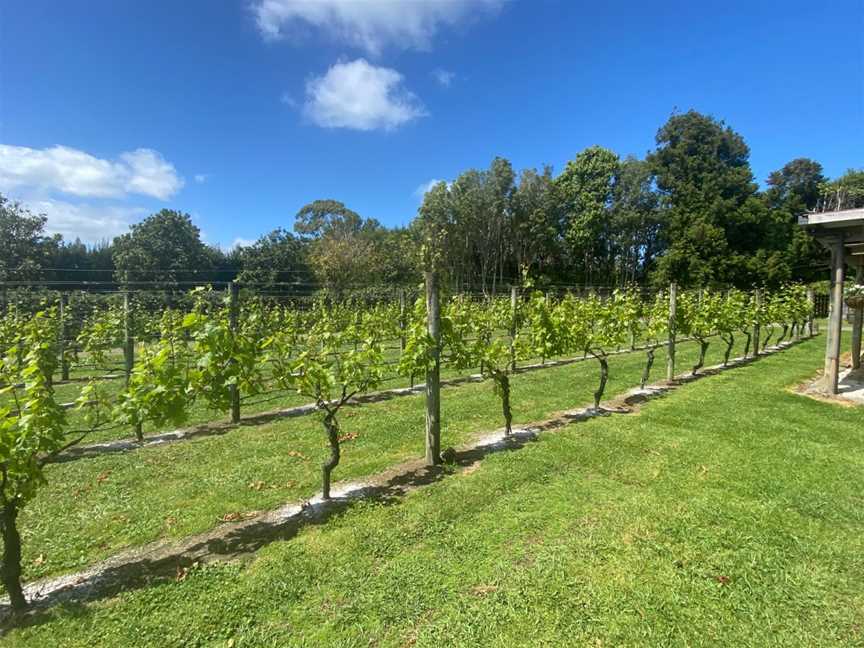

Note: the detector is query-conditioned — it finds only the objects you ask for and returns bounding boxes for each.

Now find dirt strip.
[0,337,809,626]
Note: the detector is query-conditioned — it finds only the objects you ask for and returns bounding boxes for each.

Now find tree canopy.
[1,110,858,292]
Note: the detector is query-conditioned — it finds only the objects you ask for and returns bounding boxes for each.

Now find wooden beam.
[852,267,864,371]
[821,238,845,394]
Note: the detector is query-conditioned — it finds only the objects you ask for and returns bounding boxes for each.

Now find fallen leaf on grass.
[470,584,498,596]
[32,554,46,567]
[176,562,200,582]
[95,470,112,484]
[287,451,308,460]
[337,432,359,443]
[218,511,260,523]
[715,575,731,585]
[72,484,93,497]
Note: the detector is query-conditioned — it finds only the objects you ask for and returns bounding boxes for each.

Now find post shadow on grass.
[0,431,540,632]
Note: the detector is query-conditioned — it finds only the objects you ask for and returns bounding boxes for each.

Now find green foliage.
[183,289,266,412]
[516,291,563,361]
[0,310,66,506]
[267,302,385,406]
[556,146,620,284]
[115,309,192,430]
[0,197,57,282]
[112,209,213,285]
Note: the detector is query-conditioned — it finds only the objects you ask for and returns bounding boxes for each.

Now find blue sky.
[1,0,861,247]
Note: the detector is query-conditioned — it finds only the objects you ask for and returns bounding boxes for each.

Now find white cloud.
[432,68,456,87]
[303,59,427,131]
[280,91,298,108]
[25,198,147,243]
[415,178,443,198]
[0,144,184,200]
[231,237,256,250]
[194,173,208,184]
[253,0,503,55]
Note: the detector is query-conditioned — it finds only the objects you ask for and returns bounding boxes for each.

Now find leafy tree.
[112,210,212,286]
[414,181,456,278]
[0,196,58,282]
[609,158,661,285]
[511,166,560,282]
[236,228,309,288]
[294,200,388,291]
[556,146,620,285]
[818,168,864,211]
[648,111,758,287]
[766,158,825,213]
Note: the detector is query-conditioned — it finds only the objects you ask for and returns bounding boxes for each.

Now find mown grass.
[5,334,861,646]
[15,336,749,584]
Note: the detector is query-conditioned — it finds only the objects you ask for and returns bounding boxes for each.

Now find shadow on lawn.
[3,338,811,631]
[2,431,540,632]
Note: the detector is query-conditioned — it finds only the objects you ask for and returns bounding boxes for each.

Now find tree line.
[2,110,862,291]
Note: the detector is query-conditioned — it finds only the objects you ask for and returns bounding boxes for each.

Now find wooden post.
[398,289,407,353]
[666,283,677,381]
[753,289,762,357]
[851,267,863,370]
[509,285,518,372]
[123,291,143,442]
[399,289,412,387]
[807,287,815,337]
[424,272,441,466]
[822,240,845,394]
[58,292,70,381]
[228,281,241,423]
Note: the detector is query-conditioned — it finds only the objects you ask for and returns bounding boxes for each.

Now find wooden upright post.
[851,267,863,370]
[666,283,677,381]
[424,272,441,465]
[807,287,816,337]
[753,289,762,357]
[228,281,241,424]
[398,289,407,353]
[822,240,845,394]
[509,285,518,372]
[59,292,70,381]
[124,291,143,442]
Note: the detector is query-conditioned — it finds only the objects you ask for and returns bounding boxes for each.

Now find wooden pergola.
[799,207,864,394]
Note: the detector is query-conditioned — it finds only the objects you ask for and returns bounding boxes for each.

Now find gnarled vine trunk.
[741,330,752,358]
[692,338,709,375]
[497,373,513,436]
[640,347,655,389]
[321,412,340,500]
[590,350,608,411]
[721,333,735,366]
[1,499,27,611]
[762,325,774,351]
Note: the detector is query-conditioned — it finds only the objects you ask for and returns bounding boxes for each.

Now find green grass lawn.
[8,333,861,647]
